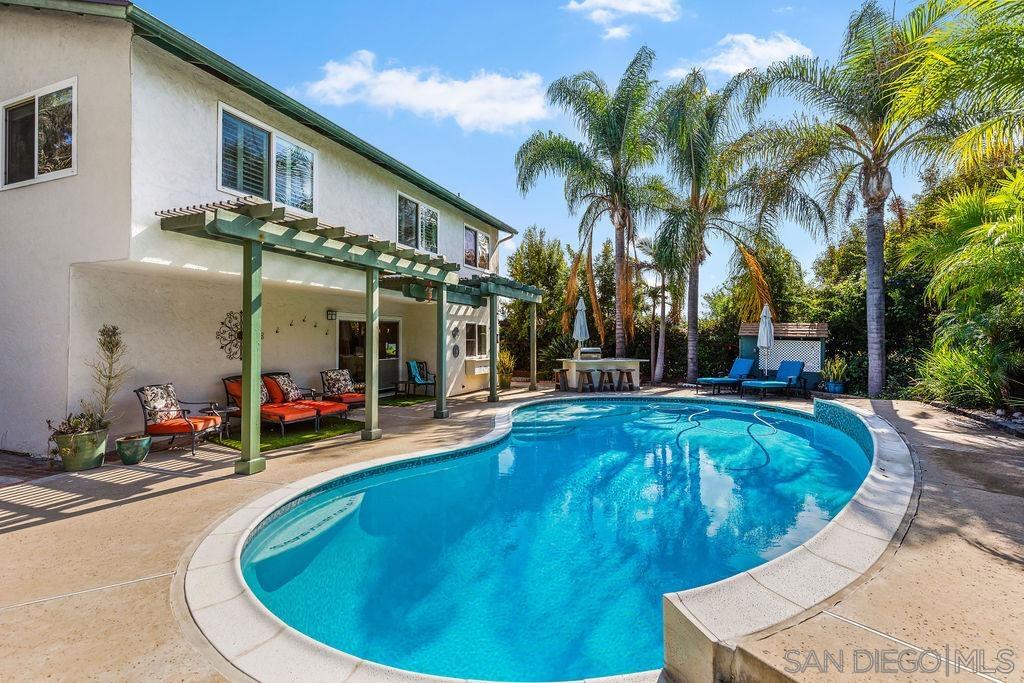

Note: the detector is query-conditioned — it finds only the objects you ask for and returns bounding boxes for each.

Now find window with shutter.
[397,193,438,254]
[464,226,477,266]
[221,110,269,198]
[477,232,490,270]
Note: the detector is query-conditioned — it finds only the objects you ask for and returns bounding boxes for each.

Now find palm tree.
[516,47,667,358]
[892,0,1024,168]
[739,0,956,396]
[637,236,684,383]
[657,68,770,382]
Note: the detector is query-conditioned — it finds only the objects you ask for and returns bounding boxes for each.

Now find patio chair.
[134,383,223,455]
[740,360,807,400]
[695,357,756,395]
[403,360,436,396]
[320,369,366,407]
[222,375,319,436]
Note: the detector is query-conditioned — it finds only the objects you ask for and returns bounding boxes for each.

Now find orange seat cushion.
[325,393,365,404]
[294,399,349,416]
[260,403,317,422]
[146,415,221,435]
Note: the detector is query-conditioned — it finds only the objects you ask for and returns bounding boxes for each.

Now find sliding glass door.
[338,319,401,390]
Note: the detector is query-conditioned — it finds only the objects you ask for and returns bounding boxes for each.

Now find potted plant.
[116,434,152,465]
[47,325,132,471]
[822,356,849,394]
[497,349,516,390]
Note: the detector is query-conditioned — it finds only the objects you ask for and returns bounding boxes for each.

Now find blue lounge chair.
[740,360,806,399]
[403,360,436,396]
[695,357,755,395]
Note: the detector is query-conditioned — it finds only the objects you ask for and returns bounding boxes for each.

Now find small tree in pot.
[47,325,132,471]
[497,349,516,390]
[821,356,849,395]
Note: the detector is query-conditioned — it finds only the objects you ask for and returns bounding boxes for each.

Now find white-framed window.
[397,192,438,254]
[1,77,77,190]
[465,322,488,358]
[218,103,316,214]
[463,225,491,270]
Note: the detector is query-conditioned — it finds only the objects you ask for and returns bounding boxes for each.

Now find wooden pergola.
[157,197,542,475]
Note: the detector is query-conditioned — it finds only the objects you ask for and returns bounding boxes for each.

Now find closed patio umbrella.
[572,298,589,347]
[757,304,774,374]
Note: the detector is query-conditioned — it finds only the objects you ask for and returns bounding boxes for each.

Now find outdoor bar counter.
[558,358,648,390]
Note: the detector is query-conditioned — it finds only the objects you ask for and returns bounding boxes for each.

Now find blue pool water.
[241,400,869,681]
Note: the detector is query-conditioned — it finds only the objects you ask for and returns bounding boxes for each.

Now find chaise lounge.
[695,357,756,395]
[740,360,807,399]
[222,374,348,436]
[134,383,223,454]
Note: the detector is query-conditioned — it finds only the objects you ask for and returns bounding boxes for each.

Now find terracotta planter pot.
[53,429,108,472]
[116,435,152,465]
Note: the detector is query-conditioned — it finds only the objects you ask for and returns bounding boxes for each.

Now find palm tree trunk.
[650,290,657,381]
[655,274,667,383]
[612,212,627,358]
[686,251,701,383]
[865,199,887,397]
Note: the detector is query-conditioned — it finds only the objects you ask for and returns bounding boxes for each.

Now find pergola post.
[488,293,499,402]
[362,267,382,441]
[529,302,537,391]
[434,284,449,419]
[236,240,266,475]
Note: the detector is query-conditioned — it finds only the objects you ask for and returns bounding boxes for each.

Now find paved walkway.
[0,391,1019,681]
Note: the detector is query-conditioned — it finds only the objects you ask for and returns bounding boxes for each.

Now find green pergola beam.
[163,209,459,284]
[236,240,266,475]
[478,281,542,304]
[434,285,449,419]
[488,294,499,403]
[362,268,382,441]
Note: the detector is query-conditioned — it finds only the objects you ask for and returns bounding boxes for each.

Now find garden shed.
[738,322,829,388]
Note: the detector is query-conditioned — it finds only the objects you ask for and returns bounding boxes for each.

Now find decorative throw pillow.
[139,384,181,423]
[268,373,303,402]
[323,369,355,395]
[226,379,269,406]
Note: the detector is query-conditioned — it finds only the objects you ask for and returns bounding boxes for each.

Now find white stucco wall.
[0,7,132,455]
[67,265,491,442]
[128,39,501,289]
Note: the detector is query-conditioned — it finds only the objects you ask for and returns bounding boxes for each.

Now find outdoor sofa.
[221,373,348,436]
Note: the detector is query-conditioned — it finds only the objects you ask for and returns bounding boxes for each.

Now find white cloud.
[603,25,633,39]
[565,0,681,25]
[668,32,811,78]
[773,5,794,13]
[302,50,549,133]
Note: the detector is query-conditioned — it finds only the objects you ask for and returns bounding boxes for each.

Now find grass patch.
[379,394,435,407]
[220,418,363,452]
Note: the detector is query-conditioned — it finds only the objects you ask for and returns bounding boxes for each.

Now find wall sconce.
[326,309,337,321]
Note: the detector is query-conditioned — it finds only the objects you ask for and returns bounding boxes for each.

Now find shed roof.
[738,322,829,338]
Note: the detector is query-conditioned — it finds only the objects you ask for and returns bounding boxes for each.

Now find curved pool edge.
[181,395,915,683]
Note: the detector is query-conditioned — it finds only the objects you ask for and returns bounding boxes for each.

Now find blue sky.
[144,0,921,298]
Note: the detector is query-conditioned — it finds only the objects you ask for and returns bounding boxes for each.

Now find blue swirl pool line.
[645,404,777,472]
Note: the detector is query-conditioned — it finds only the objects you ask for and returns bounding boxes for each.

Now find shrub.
[913,343,1023,408]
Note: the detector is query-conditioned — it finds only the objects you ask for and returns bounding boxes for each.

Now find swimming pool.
[240,399,870,681]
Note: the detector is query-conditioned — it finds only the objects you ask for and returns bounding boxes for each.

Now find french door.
[338,318,401,391]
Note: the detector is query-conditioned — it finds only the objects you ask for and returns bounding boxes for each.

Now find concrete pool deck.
[0,388,1021,681]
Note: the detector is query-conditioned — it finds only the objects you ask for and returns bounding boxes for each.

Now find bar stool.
[555,368,571,391]
[597,369,617,392]
[616,369,636,391]
[576,369,596,393]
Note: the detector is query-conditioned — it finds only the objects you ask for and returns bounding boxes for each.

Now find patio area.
[0,389,1020,681]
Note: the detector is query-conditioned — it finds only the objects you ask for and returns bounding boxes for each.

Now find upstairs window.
[2,78,76,188]
[397,193,438,253]
[464,225,490,270]
[219,105,316,214]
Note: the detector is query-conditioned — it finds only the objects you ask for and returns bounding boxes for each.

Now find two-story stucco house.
[0,0,541,461]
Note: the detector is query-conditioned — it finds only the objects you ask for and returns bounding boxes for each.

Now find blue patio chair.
[695,357,756,395]
[740,360,806,400]
[403,360,436,396]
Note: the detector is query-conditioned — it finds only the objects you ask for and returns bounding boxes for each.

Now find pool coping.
[180,395,915,683]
